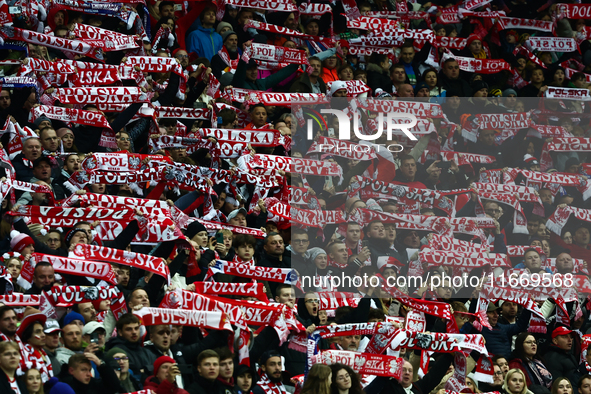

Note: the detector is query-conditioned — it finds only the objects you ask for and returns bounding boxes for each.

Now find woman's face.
[526,142,535,155]
[466,378,476,391]
[28,323,46,348]
[522,335,537,357]
[508,372,525,394]
[514,101,525,112]
[252,107,267,127]
[194,231,209,248]
[214,192,226,210]
[325,56,338,69]
[425,71,437,88]
[117,133,131,151]
[448,96,461,109]
[556,379,573,394]
[26,369,42,393]
[542,240,551,256]
[305,22,319,36]
[6,259,21,279]
[61,132,74,149]
[563,231,573,244]
[314,254,328,269]
[517,58,526,70]
[335,369,352,390]
[237,373,253,392]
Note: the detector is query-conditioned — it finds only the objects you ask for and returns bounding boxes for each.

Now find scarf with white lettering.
[545,87,591,100]
[30,105,112,129]
[73,23,140,51]
[526,37,578,53]
[389,330,489,355]
[540,137,591,171]
[418,249,511,275]
[53,87,151,105]
[316,322,400,355]
[42,286,128,319]
[245,20,335,48]
[136,307,232,331]
[503,168,591,200]
[556,4,591,20]
[70,243,170,285]
[206,260,302,290]
[547,206,591,236]
[192,282,268,302]
[441,51,510,74]
[497,17,553,32]
[428,234,490,253]
[310,350,405,378]
[475,191,528,234]
[34,253,118,285]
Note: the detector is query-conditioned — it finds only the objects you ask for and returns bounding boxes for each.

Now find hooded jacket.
[105,336,157,381]
[186,18,223,61]
[367,63,392,94]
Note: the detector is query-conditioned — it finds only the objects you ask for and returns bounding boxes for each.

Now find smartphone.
[327,128,335,137]
[324,176,333,190]
[438,161,451,170]
[90,332,99,344]
[174,4,182,11]
[8,6,21,14]
[215,233,225,244]
[362,240,370,249]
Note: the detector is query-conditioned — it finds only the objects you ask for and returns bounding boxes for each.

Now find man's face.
[340,335,360,351]
[83,328,105,348]
[129,289,149,308]
[65,155,80,174]
[202,9,216,26]
[579,378,591,394]
[121,323,140,343]
[493,365,503,385]
[400,361,413,387]
[0,310,17,337]
[23,138,42,161]
[531,70,544,84]
[367,222,386,239]
[219,358,234,381]
[229,212,247,227]
[443,61,460,79]
[291,234,309,254]
[40,129,59,152]
[198,357,219,381]
[401,47,415,64]
[346,224,361,243]
[305,22,319,36]
[487,310,499,326]
[78,303,97,323]
[484,202,501,220]
[309,60,321,77]
[45,331,60,350]
[400,159,416,179]
[276,287,295,306]
[391,68,406,84]
[151,325,171,352]
[116,267,130,286]
[398,84,414,97]
[539,189,552,204]
[524,251,542,271]
[553,334,573,351]
[33,265,55,290]
[469,40,482,55]
[403,231,420,248]
[61,324,82,351]
[0,90,10,109]
[479,130,496,147]
[304,293,319,317]
[223,35,238,53]
[574,227,590,247]
[556,253,574,274]
[501,302,518,318]
[329,243,349,265]
[70,362,92,384]
[264,235,285,257]
[238,11,253,25]
[174,50,189,67]
[161,4,174,18]
[33,161,51,182]
[262,356,282,382]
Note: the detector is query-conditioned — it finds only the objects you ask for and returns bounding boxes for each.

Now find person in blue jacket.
[186,6,222,61]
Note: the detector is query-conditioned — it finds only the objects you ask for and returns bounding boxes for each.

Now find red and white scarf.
[135,307,233,331]
[265,197,346,227]
[217,45,239,73]
[390,330,489,355]
[503,168,591,200]
[497,17,553,32]
[547,206,591,236]
[30,105,112,129]
[207,260,302,290]
[441,51,510,74]
[310,350,404,378]
[192,282,268,302]
[556,4,591,19]
[526,37,577,53]
[54,87,151,104]
[540,137,591,171]
[34,253,118,285]
[256,372,288,394]
[545,87,591,100]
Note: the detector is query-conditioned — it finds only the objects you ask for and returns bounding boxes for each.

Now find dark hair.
[264,232,282,245]
[234,234,257,249]
[21,320,44,343]
[512,331,539,361]
[219,108,237,125]
[34,262,53,274]
[159,1,174,11]
[577,375,591,389]
[115,313,140,333]
[292,227,308,237]
[275,284,293,296]
[368,308,385,321]
[337,64,353,76]
[0,306,15,320]
[215,346,234,362]
[330,363,364,394]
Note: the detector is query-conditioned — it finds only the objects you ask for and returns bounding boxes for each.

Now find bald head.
[398,84,414,98]
[555,253,573,274]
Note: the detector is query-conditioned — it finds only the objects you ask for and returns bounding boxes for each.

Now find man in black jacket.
[439,59,472,97]
[59,353,123,394]
[544,326,581,387]
[258,232,291,297]
[105,313,156,382]
[290,57,326,94]
[365,353,454,394]
[188,349,225,394]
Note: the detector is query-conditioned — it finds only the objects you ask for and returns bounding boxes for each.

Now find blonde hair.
[504,368,528,394]
[301,364,332,394]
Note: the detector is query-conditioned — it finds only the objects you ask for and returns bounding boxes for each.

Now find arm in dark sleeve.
[157,73,181,107]
[233,58,248,89]
[104,220,140,250]
[110,103,144,134]
[416,353,454,394]
[492,233,507,254]
[13,219,67,256]
[335,297,371,324]
[97,361,125,393]
[260,64,299,91]
[505,308,531,337]
[182,329,229,359]
[250,326,280,364]
[337,160,373,193]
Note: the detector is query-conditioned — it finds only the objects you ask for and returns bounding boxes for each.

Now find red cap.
[153,356,176,375]
[552,326,573,339]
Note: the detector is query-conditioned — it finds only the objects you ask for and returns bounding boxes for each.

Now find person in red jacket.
[144,355,189,394]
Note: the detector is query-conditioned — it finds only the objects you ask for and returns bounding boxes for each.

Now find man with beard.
[54,154,80,197]
[252,351,286,394]
[26,262,55,295]
[0,307,18,342]
[55,323,84,366]
[211,31,240,79]
[290,57,327,93]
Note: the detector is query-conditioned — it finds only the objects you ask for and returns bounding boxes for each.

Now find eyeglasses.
[113,357,129,361]
[305,299,319,304]
[495,371,504,376]
[118,137,131,141]
[337,374,350,381]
